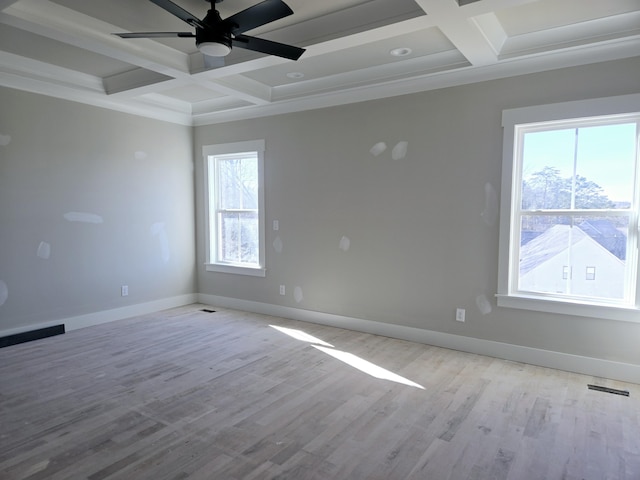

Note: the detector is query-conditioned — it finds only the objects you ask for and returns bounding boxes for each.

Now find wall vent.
[0,325,65,348]
[588,384,630,397]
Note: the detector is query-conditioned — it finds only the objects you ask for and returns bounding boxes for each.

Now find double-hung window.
[497,94,640,321]
[203,140,265,277]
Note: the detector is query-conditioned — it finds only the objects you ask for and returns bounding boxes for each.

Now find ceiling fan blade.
[149,0,205,29]
[204,54,225,68]
[223,0,293,35]
[233,34,304,60]
[114,32,195,38]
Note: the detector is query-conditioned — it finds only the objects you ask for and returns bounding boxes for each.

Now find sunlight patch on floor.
[312,345,425,389]
[269,325,334,347]
[270,324,424,389]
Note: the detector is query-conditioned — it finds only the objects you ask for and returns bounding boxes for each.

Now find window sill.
[496,293,640,323]
[205,263,266,277]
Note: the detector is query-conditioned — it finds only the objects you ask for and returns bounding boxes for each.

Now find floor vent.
[201,309,216,313]
[0,325,65,348]
[588,384,629,397]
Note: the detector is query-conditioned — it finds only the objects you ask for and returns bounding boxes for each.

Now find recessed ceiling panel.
[218,0,375,27]
[51,0,207,32]
[51,0,206,53]
[495,0,640,36]
[0,24,134,77]
[244,27,454,87]
[254,0,425,47]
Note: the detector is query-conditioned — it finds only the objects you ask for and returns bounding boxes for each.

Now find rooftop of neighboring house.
[520,221,626,276]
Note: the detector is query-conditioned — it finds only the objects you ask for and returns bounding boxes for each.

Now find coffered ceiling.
[1,0,639,125]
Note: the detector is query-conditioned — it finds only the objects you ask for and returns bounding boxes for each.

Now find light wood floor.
[1,305,638,480]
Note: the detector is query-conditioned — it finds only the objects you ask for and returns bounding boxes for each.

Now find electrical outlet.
[121,285,129,297]
[455,308,465,322]
[279,285,286,295]
[273,220,279,231]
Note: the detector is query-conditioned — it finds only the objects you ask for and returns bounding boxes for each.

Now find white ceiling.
[1,0,639,126]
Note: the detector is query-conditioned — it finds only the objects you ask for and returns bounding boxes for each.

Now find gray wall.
[195,57,640,366]
[0,88,196,332]
[2,58,638,367]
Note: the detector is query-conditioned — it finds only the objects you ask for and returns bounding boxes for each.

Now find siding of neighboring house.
[520,225,625,299]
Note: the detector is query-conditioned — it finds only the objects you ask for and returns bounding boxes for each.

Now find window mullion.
[520,209,631,216]
[218,208,258,213]
[570,127,578,210]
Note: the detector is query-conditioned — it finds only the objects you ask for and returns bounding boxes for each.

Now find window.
[497,94,640,321]
[203,140,265,277]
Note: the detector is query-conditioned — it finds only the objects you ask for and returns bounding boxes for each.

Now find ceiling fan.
[114,0,305,67]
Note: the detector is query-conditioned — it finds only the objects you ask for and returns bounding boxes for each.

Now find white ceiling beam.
[109,72,272,107]
[136,93,193,115]
[414,0,498,66]
[0,51,104,93]
[471,12,508,55]
[205,76,272,105]
[191,97,252,116]
[457,0,540,16]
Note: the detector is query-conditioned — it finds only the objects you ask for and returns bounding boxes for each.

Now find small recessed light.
[286,72,305,79]
[390,47,412,57]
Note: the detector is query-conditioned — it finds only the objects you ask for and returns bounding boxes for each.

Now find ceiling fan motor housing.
[197,7,233,56]
[196,27,232,50]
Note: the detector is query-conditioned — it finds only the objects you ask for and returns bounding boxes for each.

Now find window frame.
[203,140,266,277]
[497,93,640,322]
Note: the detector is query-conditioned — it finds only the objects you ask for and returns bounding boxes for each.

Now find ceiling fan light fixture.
[198,41,232,56]
[196,25,232,57]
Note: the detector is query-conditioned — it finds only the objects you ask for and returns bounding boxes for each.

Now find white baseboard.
[199,294,640,385]
[0,294,198,337]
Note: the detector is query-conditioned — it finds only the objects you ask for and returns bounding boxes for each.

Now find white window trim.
[203,140,266,277]
[497,93,640,322]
